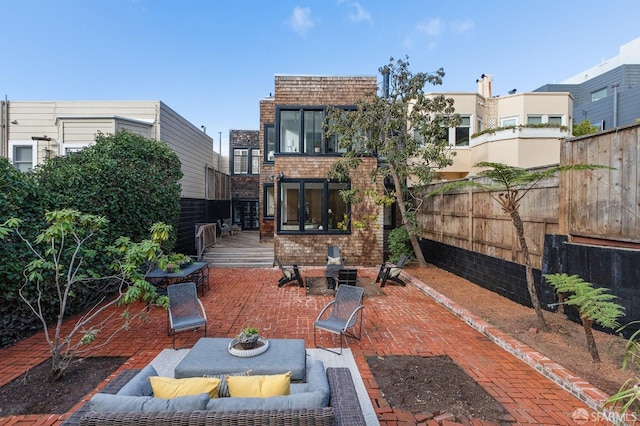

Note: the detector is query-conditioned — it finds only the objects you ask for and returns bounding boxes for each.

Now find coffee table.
[174,338,307,381]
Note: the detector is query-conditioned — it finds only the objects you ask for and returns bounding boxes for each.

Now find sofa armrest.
[326,367,366,426]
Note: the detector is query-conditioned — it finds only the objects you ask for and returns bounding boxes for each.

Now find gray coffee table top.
[174,338,307,381]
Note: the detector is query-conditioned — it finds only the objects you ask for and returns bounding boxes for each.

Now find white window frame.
[500,116,518,127]
[233,148,249,174]
[251,149,260,174]
[8,140,37,171]
[547,115,563,126]
[527,115,543,125]
[64,142,91,155]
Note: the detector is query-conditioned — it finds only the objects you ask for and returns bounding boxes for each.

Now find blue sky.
[3,1,640,154]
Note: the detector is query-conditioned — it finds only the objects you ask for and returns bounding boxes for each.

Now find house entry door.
[234,200,259,230]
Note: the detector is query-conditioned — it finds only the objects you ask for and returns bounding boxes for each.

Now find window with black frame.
[276,106,355,155]
[278,180,349,233]
[264,124,275,162]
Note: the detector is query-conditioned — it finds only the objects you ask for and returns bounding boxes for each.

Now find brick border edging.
[401,271,620,419]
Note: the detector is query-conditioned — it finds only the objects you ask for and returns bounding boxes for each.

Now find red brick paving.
[0,267,613,425]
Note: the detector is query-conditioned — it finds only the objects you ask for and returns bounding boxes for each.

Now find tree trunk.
[581,317,601,362]
[390,165,427,266]
[509,209,548,331]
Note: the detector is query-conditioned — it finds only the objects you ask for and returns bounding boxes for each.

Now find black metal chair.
[274,256,304,287]
[314,284,365,354]
[376,254,409,287]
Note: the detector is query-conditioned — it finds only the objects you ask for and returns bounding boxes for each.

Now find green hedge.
[0,131,183,347]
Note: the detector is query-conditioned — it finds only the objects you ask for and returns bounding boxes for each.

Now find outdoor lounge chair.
[376,254,409,287]
[314,284,364,355]
[167,282,207,349]
[217,219,232,238]
[325,246,345,289]
[275,256,304,287]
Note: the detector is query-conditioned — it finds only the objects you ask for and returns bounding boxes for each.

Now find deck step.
[202,231,274,268]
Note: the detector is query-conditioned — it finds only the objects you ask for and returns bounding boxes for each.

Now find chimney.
[476,74,492,97]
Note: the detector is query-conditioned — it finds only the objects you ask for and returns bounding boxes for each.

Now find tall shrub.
[36,131,183,251]
[0,159,48,346]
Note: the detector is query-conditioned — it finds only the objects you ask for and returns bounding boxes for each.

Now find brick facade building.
[259,75,384,266]
[230,129,260,230]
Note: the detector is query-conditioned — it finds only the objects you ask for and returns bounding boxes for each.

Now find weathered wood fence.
[419,123,640,270]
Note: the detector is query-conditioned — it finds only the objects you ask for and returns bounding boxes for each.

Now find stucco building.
[433,74,573,179]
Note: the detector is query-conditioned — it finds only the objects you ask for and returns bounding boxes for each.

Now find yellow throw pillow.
[226,372,291,398]
[150,376,221,399]
[327,256,341,265]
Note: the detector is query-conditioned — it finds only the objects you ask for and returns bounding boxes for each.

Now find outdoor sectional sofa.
[63,360,366,426]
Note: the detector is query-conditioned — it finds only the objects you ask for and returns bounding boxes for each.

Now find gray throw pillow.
[89,392,209,412]
[204,370,252,397]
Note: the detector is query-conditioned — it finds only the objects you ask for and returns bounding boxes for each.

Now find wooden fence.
[419,123,640,270]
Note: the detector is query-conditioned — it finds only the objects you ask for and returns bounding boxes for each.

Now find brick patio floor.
[0,267,612,425]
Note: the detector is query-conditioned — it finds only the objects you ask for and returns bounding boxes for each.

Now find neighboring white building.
[0,100,229,253]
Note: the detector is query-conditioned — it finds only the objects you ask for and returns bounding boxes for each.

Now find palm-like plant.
[544,273,624,362]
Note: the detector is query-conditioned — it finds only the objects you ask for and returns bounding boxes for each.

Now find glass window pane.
[251,149,260,174]
[328,182,348,230]
[527,115,542,124]
[280,182,300,230]
[265,125,275,161]
[454,116,470,147]
[304,111,323,154]
[304,182,323,230]
[280,110,300,153]
[591,88,607,102]
[234,149,248,174]
[265,186,275,217]
[548,116,563,125]
[501,117,518,127]
[13,146,33,171]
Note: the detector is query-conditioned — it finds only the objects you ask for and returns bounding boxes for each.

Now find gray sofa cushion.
[90,392,209,412]
[289,360,330,406]
[116,365,157,396]
[205,391,325,411]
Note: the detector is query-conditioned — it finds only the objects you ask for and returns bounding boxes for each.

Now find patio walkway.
[0,267,613,425]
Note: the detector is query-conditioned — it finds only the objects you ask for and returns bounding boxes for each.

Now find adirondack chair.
[274,256,304,288]
[376,254,409,287]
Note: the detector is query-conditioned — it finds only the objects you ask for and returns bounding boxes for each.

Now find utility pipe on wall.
[612,83,619,128]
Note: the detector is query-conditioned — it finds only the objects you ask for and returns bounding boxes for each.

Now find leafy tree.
[0,210,170,381]
[573,119,599,137]
[544,273,625,362]
[324,56,460,266]
[428,162,610,331]
[35,131,183,251]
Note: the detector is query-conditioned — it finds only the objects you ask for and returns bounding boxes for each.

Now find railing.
[195,223,216,260]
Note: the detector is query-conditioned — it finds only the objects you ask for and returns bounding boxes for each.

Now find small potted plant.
[236,326,260,350]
